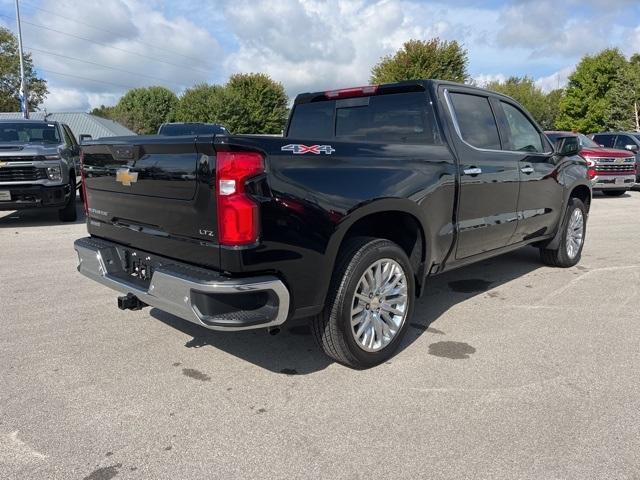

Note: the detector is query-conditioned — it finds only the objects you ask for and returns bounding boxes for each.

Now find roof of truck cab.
[293,79,520,105]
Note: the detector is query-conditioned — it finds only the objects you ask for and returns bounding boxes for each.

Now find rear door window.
[448,92,501,150]
[500,102,544,152]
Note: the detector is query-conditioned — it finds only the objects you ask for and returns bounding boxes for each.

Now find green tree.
[542,89,564,131]
[173,83,225,123]
[115,86,177,134]
[91,104,117,119]
[486,76,545,126]
[605,56,640,132]
[0,27,48,112]
[218,73,288,134]
[370,38,469,84]
[556,48,627,132]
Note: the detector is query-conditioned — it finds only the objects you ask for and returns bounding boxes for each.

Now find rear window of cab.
[287,92,442,145]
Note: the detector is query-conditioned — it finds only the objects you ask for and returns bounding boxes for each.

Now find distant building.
[0,112,134,140]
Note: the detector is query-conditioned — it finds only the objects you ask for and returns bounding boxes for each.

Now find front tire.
[311,237,415,369]
[602,190,626,197]
[539,198,587,268]
[58,176,77,222]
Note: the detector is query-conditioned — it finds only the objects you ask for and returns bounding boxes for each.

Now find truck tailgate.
[81,135,221,268]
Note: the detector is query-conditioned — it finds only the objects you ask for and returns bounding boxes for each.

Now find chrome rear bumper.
[74,236,290,331]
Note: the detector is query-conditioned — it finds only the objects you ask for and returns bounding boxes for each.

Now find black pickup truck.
[75,80,590,368]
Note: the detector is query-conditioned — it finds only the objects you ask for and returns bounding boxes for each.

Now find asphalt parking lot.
[1,191,639,480]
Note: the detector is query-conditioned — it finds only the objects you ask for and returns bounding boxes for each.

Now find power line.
[0,13,212,77]
[38,68,137,89]
[19,0,213,67]
[25,45,185,87]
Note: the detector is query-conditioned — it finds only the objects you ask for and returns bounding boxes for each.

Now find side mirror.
[625,144,639,153]
[79,134,92,144]
[554,136,581,157]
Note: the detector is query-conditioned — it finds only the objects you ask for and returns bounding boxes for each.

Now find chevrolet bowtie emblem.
[0,161,7,167]
[115,168,138,186]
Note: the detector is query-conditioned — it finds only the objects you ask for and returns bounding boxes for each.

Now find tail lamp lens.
[216,151,264,246]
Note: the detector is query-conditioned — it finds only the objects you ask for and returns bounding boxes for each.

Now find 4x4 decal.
[281,144,335,155]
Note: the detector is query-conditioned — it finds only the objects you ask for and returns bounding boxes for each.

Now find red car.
[546,131,636,196]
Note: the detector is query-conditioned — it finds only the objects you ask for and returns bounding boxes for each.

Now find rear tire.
[58,176,77,222]
[602,190,626,197]
[311,237,415,369]
[539,198,586,268]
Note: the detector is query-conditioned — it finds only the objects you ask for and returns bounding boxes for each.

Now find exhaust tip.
[117,293,146,311]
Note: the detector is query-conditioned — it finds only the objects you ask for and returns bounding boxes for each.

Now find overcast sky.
[0,0,639,112]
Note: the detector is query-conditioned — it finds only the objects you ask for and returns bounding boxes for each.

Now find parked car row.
[4,78,638,366]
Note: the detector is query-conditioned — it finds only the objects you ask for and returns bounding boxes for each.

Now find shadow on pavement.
[0,200,85,227]
[151,308,332,375]
[151,247,543,375]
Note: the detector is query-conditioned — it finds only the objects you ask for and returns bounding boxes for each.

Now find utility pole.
[15,0,29,119]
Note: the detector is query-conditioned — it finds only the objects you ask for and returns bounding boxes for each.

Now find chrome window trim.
[443,88,554,156]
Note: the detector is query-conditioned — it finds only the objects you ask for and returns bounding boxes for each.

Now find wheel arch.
[546,180,592,250]
[325,200,431,298]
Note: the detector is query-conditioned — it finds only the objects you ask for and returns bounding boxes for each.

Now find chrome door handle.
[463,167,482,176]
[521,166,534,174]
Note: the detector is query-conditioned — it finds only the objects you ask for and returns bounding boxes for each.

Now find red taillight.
[325,85,378,99]
[80,151,89,215]
[216,151,264,246]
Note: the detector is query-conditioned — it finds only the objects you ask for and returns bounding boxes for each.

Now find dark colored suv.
[592,132,640,187]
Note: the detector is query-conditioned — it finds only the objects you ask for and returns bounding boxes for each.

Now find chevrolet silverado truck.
[591,131,640,189]
[0,120,79,221]
[546,131,636,196]
[74,80,591,368]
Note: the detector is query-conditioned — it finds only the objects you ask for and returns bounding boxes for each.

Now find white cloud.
[41,87,120,113]
[18,0,221,111]
[535,66,575,92]
[222,0,491,97]
[473,73,507,87]
[2,0,637,112]
[496,0,633,58]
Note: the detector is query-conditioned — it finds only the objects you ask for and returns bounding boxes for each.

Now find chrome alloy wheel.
[350,259,409,352]
[566,208,584,259]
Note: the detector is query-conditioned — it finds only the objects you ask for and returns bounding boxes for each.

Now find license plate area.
[124,251,154,286]
[614,176,624,185]
[0,190,11,201]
